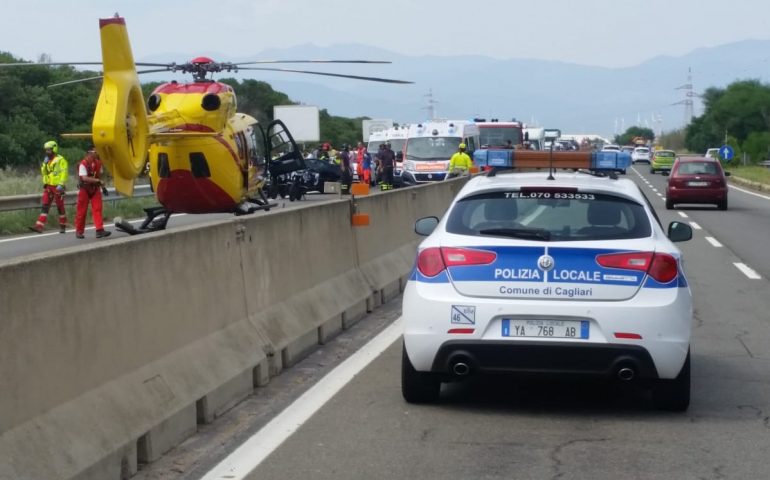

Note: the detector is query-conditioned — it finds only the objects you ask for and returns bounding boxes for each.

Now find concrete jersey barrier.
[0,177,468,480]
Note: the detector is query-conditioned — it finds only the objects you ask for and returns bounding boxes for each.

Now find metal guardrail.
[759,160,770,168]
[0,184,154,212]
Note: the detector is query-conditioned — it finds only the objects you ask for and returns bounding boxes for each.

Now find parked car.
[602,144,621,152]
[403,168,694,411]
[650,150,676,173]
[631,147,651,164]
[665,157,730,210]
[705,148,720,160]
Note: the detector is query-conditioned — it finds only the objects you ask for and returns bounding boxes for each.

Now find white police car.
[402,156,694,411]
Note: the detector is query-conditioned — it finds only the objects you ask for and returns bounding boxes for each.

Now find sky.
[1,0,769,68]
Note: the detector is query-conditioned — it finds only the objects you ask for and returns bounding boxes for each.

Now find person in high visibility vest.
[447,143,473,178]
[29,140,68,234]
[74,146,111,239]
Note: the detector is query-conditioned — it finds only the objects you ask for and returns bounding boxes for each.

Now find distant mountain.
[139,40,770,137]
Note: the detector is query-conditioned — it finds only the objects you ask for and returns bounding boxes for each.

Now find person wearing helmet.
[30,140,69,234]
[447,142,473,179]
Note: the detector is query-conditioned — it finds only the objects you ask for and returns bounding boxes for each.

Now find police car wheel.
[652,350,690,412]
[401,344,441,404]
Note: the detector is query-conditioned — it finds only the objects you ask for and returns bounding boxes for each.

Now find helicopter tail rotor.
[92,16,149,197]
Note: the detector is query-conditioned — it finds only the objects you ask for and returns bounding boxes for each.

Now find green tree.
[685,79,770,158]
[614,126,655,146]
[658,128,687,152]
[742,131,770,162]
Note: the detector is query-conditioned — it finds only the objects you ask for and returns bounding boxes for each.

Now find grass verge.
[724,164,770,185]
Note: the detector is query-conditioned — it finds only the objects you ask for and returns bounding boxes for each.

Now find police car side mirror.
[667,221,692,243]
[415,216,439,236]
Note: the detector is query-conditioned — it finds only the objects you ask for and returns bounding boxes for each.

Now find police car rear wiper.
[478,227,552,241]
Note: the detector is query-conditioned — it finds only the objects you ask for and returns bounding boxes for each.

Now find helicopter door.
[262,119,306,176]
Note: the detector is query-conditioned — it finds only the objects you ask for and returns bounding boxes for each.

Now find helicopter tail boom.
[92,16,149,197]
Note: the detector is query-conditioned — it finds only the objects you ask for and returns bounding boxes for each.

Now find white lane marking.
[0,214,187,244]
[678,212,689,218]
[651,188,658,192]
[705,236,723,247]
[734,262,762,280]
[689,222,702,230]
[201,319,404,480]
[729,184,770,201]
[657,193,663,197]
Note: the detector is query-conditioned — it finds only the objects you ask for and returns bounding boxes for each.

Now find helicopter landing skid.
[114,206,172,235]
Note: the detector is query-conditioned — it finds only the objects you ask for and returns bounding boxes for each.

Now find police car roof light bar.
[475,150,631,174]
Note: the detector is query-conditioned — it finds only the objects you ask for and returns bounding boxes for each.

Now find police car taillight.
[596,252,678,284]
[417,247,497,277]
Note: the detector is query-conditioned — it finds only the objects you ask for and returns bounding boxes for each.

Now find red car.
[665,157,730,210]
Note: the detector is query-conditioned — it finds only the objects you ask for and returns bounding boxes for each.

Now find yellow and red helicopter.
[2,15,411,234]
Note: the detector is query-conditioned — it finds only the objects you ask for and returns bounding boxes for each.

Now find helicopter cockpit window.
[157,152,170,178]
[148,94,161,112]
[189,152,211,178]
[250,127,266,166]
[201,94,221,111]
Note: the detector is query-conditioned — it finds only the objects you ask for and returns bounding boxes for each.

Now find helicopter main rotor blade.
[234,60,391,65]
[0,61,105,67]
[235,67,413,84]
[46,68,174,87]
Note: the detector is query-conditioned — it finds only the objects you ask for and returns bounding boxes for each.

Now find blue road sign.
[719,145,734,162]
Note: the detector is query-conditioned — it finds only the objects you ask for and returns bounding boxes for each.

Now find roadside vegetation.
[723,164,770,185]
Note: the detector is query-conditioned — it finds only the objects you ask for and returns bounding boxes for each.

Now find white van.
[401,120,480,184]
[368,126,408,186]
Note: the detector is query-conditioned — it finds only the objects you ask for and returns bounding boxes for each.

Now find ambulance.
[401,120,480,185]
[368,125,408,186]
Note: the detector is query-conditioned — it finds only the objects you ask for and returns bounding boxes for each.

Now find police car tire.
[652,350,690,412]
[401,344,441,404]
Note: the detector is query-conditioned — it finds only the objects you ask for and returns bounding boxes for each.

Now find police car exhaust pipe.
[452,362,471,376]
[617,367,635,381]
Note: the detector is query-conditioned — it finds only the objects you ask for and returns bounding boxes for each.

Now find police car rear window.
[445,189,651,241]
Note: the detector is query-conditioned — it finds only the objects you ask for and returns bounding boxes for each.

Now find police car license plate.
[502,319,589,339]
[687,181,709,187]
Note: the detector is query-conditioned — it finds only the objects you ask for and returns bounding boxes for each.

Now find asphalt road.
[0,192,339,263]
[134,167,770,480]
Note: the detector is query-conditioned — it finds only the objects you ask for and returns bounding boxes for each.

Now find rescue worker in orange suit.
[74,147,111,239]
[30,140,68,234]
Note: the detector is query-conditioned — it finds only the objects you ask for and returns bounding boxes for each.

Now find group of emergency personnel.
[28,141,111,239]
[307,140,399,193]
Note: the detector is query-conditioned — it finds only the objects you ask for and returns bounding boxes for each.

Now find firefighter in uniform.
[74,146,111,239]
[30,140,68,234]
[447,143,473,178]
